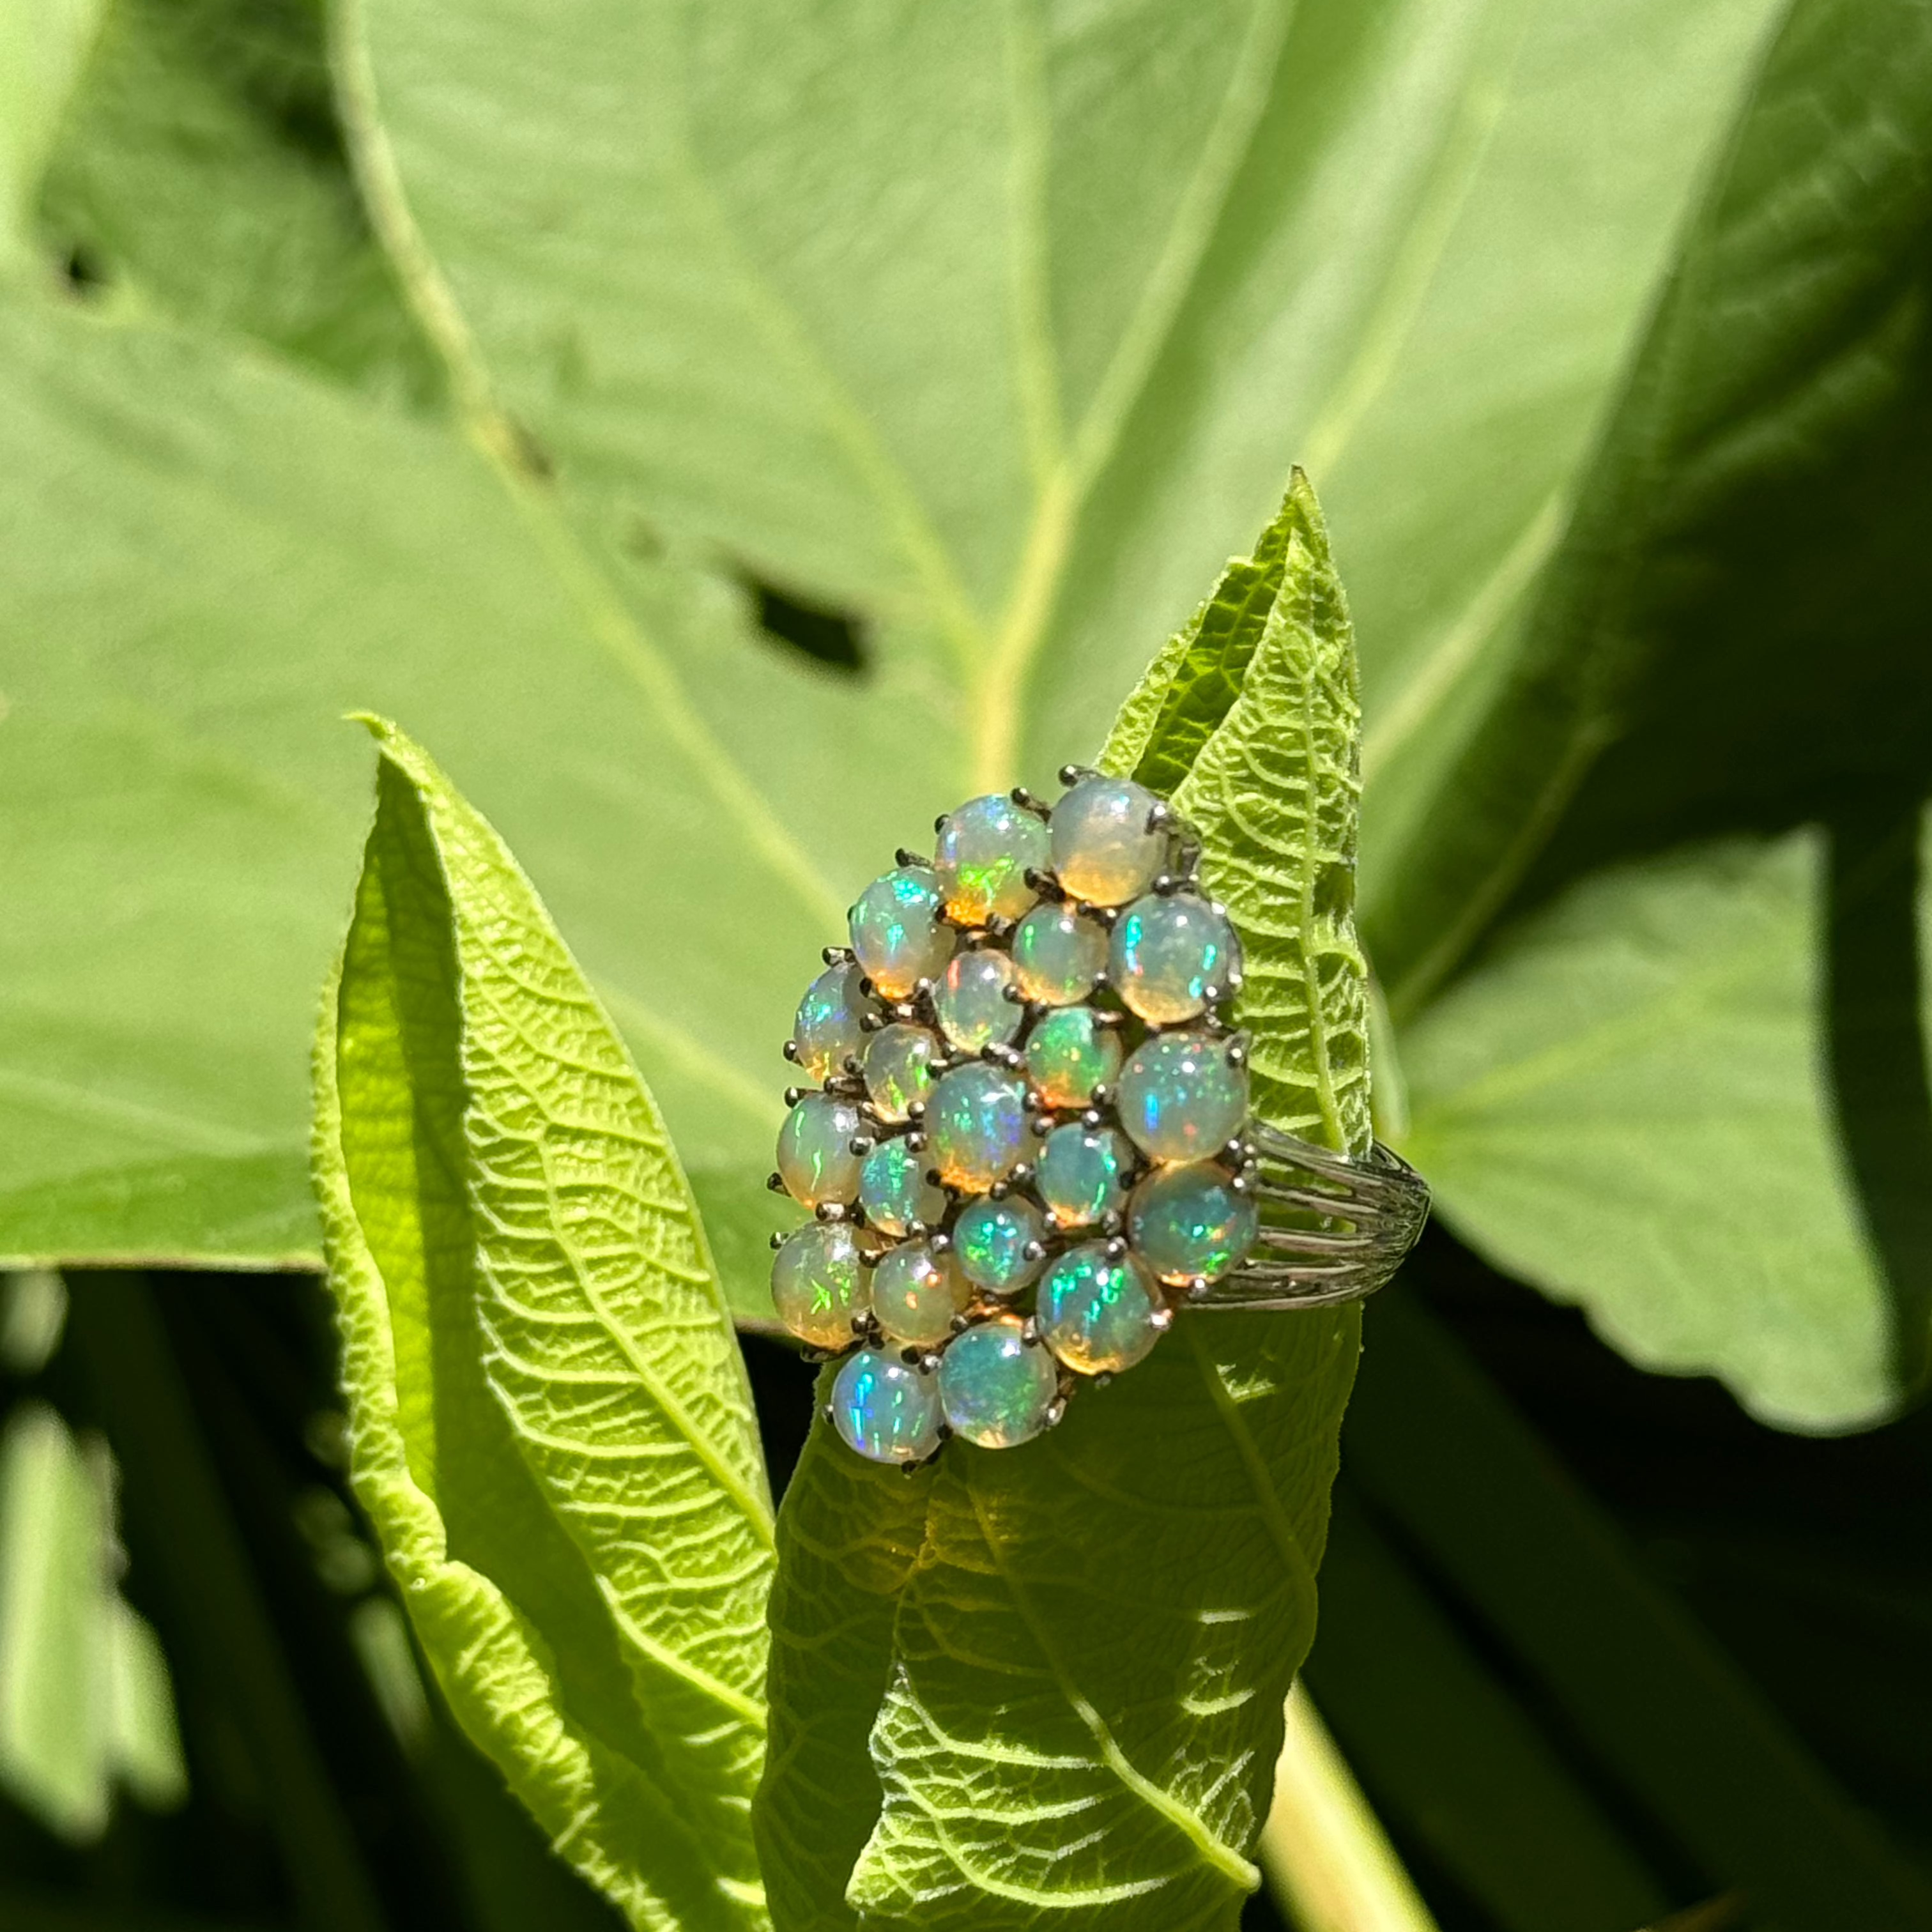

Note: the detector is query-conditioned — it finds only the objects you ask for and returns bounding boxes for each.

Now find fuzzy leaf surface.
[756,485,1367,1931]
[314,721,772,1928]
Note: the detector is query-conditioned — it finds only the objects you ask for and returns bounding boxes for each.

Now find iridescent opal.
[770,1222,871,1347]
[1039,1243,1165,1374]
[1128,1161,1258,1284]
[863,1022,940,1122]
[1110,893,1242,1024]
[831,1349,944,1465]
[848,865,954,999]
[935,793,1050,924]
[939,1316,1058,1448]
[776,1094,864,1207]
[870,1242,971,1347]
[1050,775,1165,906]
[953,1195,1045,1294]
[1023,1006,1123,1110]
[926,1064,1029,1192]
[933,949,1022,1053]
[1117,1032,1248,1163]
[1036,1124,1133,1227]
[1010,903,1108,1006]
[859,1136,946,1238]
[790,960,873,1080]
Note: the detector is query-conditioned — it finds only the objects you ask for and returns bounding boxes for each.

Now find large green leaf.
[1403,832,1906,1430]
[755,484,1366,1931]
[313,721,774,1929]
[0,0,1790,1285]
[346,0,1777,817]
[0,291,877,1303]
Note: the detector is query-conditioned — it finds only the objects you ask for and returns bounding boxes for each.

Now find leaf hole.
[62,243,109,298]
[747,577,868,675]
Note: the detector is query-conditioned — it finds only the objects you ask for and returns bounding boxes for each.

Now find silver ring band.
[1190,1123,1430,1311]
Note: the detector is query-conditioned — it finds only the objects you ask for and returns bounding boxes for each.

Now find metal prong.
[767,1172,787,1193]
[783,1039,800,1064]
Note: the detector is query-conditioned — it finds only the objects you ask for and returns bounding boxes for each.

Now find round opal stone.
[776,1094,864,1207]
[848,865,955,1000]
[831,1349,944,1465]
[1050,776,1165,907]
[935,794,1050,925]
[1039,1243,1165,1375]
[1117,1032,1249,1164]
[870,1242,971,1347]
[1023,1006,1123,1110]
[933,949,1022,1054]
[1110,893,1243,1025]
[1036,1124,1133,1227]
[953,1195,1045,1294]
[863,1022,940,1123]
[790,960,874,1080]
[859,1136,946,1238]
[925,1064,1029,1192]
[1128,1161,1259,1284]
[1010,904,1108,1007]
[939,1317,1059,1448]
[770,1222,871,1347]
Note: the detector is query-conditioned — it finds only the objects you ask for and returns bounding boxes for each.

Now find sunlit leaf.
[314,721,772,1929]
[757,484,1365,1931]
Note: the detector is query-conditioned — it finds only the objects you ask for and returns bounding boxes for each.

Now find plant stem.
[1259,1684,1441,1932]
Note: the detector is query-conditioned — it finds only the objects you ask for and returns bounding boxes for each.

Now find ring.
[765,767,1429,1466]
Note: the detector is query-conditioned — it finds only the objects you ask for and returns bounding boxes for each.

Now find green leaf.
[0,0,1791,1281]
[312,720,774,1930]
[32,0,440,404]
[1402,832,1903,1430]
[0,291,861,1306]
[756,484,1367,1931]
[1098,475,1301,792]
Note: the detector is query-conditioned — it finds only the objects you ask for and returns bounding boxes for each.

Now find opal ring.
[766,766,1429,1467]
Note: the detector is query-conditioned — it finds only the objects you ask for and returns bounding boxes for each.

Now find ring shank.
[1190,1126,1430,1311]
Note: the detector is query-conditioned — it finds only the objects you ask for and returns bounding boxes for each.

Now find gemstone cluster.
[770,769,1258,1465]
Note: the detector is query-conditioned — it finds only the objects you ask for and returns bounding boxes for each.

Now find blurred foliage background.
[2,0,1931,1925]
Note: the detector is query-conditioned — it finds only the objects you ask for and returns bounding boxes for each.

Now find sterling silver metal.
[1193,1122,1430,1310]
